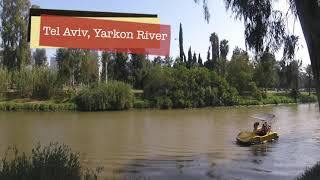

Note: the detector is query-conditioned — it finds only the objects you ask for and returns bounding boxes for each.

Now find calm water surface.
[0,104,319,180]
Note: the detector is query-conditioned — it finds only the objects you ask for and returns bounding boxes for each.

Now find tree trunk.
[294,0,320,109]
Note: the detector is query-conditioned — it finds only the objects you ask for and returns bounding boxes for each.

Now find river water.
[0,104,319,180]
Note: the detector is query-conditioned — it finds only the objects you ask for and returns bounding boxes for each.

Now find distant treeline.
[0,0,317,111]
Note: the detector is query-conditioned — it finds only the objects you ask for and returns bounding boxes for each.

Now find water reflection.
[0,104,319,180]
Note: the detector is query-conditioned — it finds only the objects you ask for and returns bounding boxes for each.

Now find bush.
[297,162,320,180]
[75,81,133,111]
[32,67,61,99]
[143,66,239,108]
[298,93,317,103]
[248,82,262,100]
[0,102,76,112]
[133,99,150,108]
[11,67,34,98]
[0,142,102,180]
[10,67,61,99]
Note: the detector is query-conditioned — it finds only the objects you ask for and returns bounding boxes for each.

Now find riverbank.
[0,92,317,112]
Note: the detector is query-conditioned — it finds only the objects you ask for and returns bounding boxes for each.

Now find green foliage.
[75,81,133,111]
[129,54,152,89]
[33,49,47,67]
[248,82,262,100]
[133,99,150,109]
[227,49,254,94]
[11,67,34,98]
[298,93,317,103]
[56,49,99,86]
[0,143,101,180]
[0,102,76,112]
[11,67,61,99]
[144,66,239,108]
[1,0,31,70]
[0,68,9,98]
[254,50,278,90]
[32,67,61,99]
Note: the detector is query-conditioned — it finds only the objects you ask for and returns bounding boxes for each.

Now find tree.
[195,0,320,108]
[220,39,229,60]
[33,49,47,67]
[101,51,111,83]
[129,53,152,89]
[198,54,203,66]
[227,48,254,94]
[56,49,99,86]
[153,56,163,66]
[253,49,278,92]
[56,48,80,86]
[78,50,99,85]
[163,56,174,67]
[204,46,214,70]
[179,23,186,63]
[287,60,302,99]
[192,52,197,67]
[305,64,313,95]
[209,33,220,69]
[1,0,31,70]
[219,39,229,76]
[113,52,129,82]
[187,46,193,68]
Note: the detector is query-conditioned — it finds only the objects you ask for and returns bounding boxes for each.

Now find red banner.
[39,15,170,56]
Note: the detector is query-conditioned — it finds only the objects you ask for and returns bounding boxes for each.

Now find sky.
[30,0,310,67]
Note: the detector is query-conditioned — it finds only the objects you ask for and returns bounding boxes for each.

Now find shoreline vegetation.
[0,91,317,112]
[0,66,317,112]
[0,142,317,180]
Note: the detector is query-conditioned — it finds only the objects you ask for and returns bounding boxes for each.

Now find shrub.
[75,81,133,111]
[32,67,61,99]
[0,142,102,180]
[11,67,34,98]
[0,68,9,99]
[297,162,320,180]
[133,99,150,108]
[143,66,239,108]
[10,67,61,99]
[298,94,317,103]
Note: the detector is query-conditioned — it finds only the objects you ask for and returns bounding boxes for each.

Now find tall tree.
[1,0,31,70]
[78,50,99,85]
[253,49,278,91]
[179,23,186,63]
[204,46,214,70]
[187,46,192,69]
[198,54,203,66]
[305,64,313,95]
[220,39,229,60]
[56,48,81,86]
[192,52,197,67]
[287,60,302,99]
[129,53,152,89]
[33,49,47,67]
[209,33,219,68]
[195,0,320,108]
[101,51,111,83]
[219,39,229,76]
[227,47,254,94]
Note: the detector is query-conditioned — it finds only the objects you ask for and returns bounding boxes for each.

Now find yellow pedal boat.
[236,131,279,145]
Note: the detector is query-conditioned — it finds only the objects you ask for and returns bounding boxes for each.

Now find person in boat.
[257,122,270,136]
[253,122,260,135]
